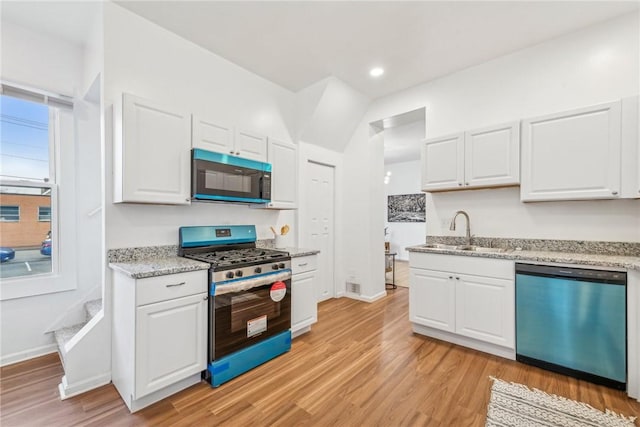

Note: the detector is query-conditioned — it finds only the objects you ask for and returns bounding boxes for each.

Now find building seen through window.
[0,95,54,278]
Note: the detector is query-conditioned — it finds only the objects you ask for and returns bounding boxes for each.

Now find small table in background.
[385,251,397,290]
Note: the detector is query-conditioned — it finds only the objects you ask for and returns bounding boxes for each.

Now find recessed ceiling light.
[370,67,385,78]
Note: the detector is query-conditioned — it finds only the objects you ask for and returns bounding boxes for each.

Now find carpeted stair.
[54,299,102,369]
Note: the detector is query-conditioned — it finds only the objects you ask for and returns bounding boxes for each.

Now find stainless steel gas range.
[178,225,292,387]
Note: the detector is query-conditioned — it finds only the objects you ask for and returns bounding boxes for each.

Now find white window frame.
[0,96,77,300]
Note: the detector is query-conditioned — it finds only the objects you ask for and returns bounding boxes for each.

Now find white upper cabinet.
[421,133,464,191]
[191,116,234,153]
[235,129,268,162]
[620,96,640,199]
[114,93,191,205]
[191,117,267,162]
[264,138,297,209]
[521,101,622,201]
[464,122,520,188]
[421,122,519,192]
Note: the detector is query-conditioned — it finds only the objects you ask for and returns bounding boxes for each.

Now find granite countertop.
[282,247,321,258]
[109,257,209,279]
[407,245,640,270]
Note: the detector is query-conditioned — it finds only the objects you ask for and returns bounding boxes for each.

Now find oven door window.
[213,280,291,360]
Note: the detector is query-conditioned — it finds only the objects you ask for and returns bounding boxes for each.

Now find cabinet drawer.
[136,270,207,306]
[292,255,317,275]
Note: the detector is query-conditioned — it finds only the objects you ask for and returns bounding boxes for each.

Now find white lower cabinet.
[291,254,318,337]
[454,274,514,348]
[409,269,455,333]
[409,253,515,359]
[112,269,207,412]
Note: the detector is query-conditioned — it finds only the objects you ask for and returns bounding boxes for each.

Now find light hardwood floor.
[2,289,638,426]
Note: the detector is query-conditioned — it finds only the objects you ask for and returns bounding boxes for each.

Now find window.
[38,206,51,221]
[0,206,20,222]
[0,83,79,300]
[0,93,54,280]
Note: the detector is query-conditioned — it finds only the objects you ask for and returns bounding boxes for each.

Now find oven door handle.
[213,270,291,296]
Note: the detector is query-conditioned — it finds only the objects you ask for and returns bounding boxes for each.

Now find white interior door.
[305,161,335,302]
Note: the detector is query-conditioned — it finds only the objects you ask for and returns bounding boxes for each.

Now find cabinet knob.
[449,276,453,279]
[455,276,460,280]
[229,150,234,154]
[611,191,618,195]
[236,151,240,155]
[458,183,462,187]
[203,295,208,300]
[465,183,469,186]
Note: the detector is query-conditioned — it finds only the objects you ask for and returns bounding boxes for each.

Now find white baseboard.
[58,372,111,400]
[1,344,57,367]
[344,290,386,303]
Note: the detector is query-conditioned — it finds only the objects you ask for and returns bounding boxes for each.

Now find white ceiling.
[3,1,637,100]
[115,1,638,99]
[3,1,637,164]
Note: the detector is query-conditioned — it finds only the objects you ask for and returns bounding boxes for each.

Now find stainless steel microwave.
[192,149,271,204]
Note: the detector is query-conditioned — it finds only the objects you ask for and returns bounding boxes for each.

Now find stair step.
[54,323,84,369]
[84,299,102,321]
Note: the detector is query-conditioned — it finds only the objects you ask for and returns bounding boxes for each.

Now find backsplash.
[108,239,277,263]
[425,236,640,257]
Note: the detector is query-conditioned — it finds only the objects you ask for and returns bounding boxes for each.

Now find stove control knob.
[278,263,285,269]
[226,271,234,279]
[235,270,243,277]
[272,264,279,270]
[254,267,262,274]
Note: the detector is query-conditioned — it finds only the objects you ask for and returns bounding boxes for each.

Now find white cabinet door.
[135,292,207,399]
[265,138,297,209]
[455,275,514,349]
[409,269,455,333]
[465,121,519,188]
[421,133,464,191]
[115,93,191,205]
[235,129,267,162]
[292,270,318,332]
[521,101,622,201]
[192,116,233,153]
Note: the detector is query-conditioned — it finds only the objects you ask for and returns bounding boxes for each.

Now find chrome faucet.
[449,210,471,245]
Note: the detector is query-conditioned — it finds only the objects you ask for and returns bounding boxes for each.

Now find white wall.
[103,3,297,249]
[344,12,640,301]
[384,160,425,260]
[0,21,103,364]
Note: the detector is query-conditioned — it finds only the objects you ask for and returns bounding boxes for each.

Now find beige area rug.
[486,377,637,427]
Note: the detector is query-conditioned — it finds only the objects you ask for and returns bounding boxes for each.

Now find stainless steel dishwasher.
[515,263,626,390]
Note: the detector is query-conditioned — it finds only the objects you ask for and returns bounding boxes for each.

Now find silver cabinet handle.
[612,191,618,195]
[298,262,308,267]
[166,282,186,288]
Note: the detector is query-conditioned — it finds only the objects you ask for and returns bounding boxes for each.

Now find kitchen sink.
[422,243,458,250]
[455,245,509,253]
[421,244,509,253]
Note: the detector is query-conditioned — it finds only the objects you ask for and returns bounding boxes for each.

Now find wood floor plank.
[1,287,638,426]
